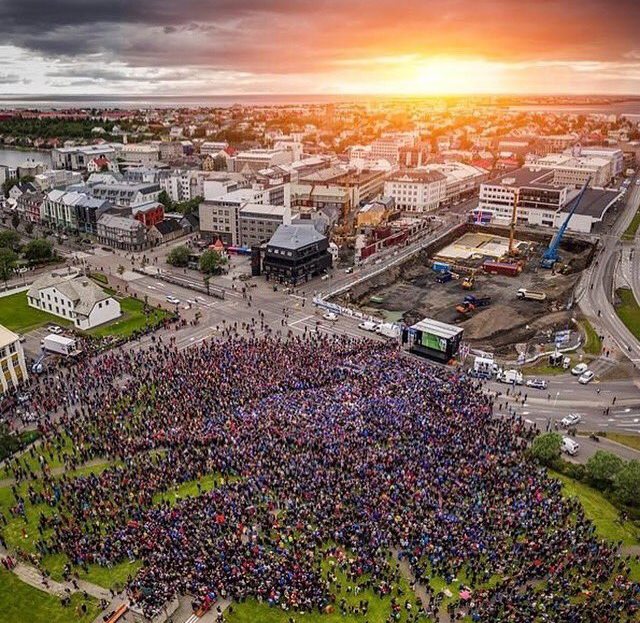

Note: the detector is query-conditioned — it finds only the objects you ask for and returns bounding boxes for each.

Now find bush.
[586,451,624,491]
[614,460,640,507]
[199,249,227,275]
[529,432,562,466]
[23,238,53,262]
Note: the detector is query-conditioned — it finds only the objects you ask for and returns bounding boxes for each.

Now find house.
[132,201,165,228]
[8,182,37,201]
[0,325,28,393]
[97,214,148,251]
[16,190,45,224]
[86,156,117,174]
[27,272,121,330]
[90,182,160,207]
[148,219,184,245]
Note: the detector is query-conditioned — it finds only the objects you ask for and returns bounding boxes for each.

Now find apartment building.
[419,162,488,202]
[97,214,148,251]
[384,170,447,212]
[232,149,293,174]
[239,204,291,247]
[121,144,160,165]
[370,133,416,164]
[42,189,111,233]
[526,153,615,187]
[91,183,160,208]
[52,144,122,170]
[0,325,28,393]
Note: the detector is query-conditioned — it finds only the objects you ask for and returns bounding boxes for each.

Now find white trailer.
[516,288,547,301]
[42,334,80,356]
[375,323,401,339]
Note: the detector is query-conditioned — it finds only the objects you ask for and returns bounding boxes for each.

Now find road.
[578,178,640,363]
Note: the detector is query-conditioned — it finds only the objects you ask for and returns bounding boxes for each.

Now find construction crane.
[508,191,519,257]
[540,178,590,269]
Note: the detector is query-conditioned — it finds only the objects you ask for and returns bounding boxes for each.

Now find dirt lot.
[340,227,595,354]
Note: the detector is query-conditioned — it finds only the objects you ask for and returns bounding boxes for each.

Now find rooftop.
[0,324,20,349]
[410,317,464,340]
[267,223,326,250]
[239,203,287,217]
[560,188,621,218]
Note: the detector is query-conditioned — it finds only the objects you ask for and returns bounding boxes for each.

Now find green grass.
[152,473,234,506]
[0,291,69,333]
[615,288,640,341]
[594,433,640,452]
[551,471,639,545]
[225,555,419,623]
[0,568,99,623]
[88,296,169,338]
[522,361,572,376]
[581,319,602,356]
[622,206,640,241]
[89,272,108,285]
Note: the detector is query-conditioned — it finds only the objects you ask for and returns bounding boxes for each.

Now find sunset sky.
[0,0,639,96]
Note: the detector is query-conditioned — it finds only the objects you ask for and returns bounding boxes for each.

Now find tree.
[167,245,190,267]
[24,222,34,235]
[11,213,19,229]
[0,247,17,284]
[0,229,20,251]
[23,238,53,262]
[213,154,227,171]
[586,451,624,491]
[158,190,173,210]
[529,432,562,466]
[614,460,640,507]
[174,196,202,215]
[1,177,18,198]
[199,249,227,275]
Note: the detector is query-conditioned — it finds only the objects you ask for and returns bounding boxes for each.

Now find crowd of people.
[2,334,639,621]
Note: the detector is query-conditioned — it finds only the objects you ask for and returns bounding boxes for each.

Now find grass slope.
[88,296,169,338]
[615,288,640,341]
[0,291,68,334]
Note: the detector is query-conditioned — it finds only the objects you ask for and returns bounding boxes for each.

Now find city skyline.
[1,0,640,96]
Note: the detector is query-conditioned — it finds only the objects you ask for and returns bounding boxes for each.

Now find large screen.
[421,331,447,352]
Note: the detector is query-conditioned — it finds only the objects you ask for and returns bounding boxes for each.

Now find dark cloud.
[0,0,638,76]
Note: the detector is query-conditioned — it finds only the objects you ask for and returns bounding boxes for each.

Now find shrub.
[529,432,562,466]
[586,451,624,491]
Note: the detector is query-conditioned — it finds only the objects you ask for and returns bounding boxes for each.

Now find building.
[476,167,621,233]
[199,187,272,245]
[52,144,121,170]
[121,144,160,165]
[42,189,111,234]
[91,183,160,208]
[569,146,625,177]
[97,214,148,251]
[239,204,291,247]
[16,190,44,223]
[132,201,165,228]
[27,273,121,330]
[158,141,183,161]
[159,170,211,203]
[526,153,615,187]
[370,133,416,165]
[532,134,578,155]
[232,149,293,174]
[419,162,488,202]
[384,170,447,212]
[263,224,332,284]
[200,141,229,155]
[0,325,28,393]
[148,219,184,245]
[408,317,464,363]
[356,197,396,230]
[34,169,83,192]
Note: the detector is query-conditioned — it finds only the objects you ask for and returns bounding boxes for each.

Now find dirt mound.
[461,304,528,340]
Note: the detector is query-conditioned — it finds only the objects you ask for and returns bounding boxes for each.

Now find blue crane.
[540,178,591,269]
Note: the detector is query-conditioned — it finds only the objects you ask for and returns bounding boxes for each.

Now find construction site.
[338,216,597,356]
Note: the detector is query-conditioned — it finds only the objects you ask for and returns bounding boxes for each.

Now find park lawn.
[580,319,602,356]
[0,568,99,623]
[225,558,419,623]
[551,471,638,546]
[615,288,640,341]
[88,296,169,338]
[522,360,572,377]
[622,206,640,241]
[599,433,640,452]
[152,473,238,506]
[0,291,70,334]
[1,434,75,479]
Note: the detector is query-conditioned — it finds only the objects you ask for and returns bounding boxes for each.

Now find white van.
[358,320,379,332]
[498,369,524,385]
[562,437,580,456]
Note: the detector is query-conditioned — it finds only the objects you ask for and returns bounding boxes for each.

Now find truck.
[432,261,450,274]
[41,334,80,356]
[516,288,547,301]
[436,271,453,284]
[456,295,492,315]
[461,274,475,290]
[375,323,401,339]
[497,369,524,385]
[482,260,522,277]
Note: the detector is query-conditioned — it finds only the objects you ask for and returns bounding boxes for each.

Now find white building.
[160,170,226,203]
[476,167,621,233]
[200,141,229,155]
[0,325,28,393]
[27,273,122,330]
[568,146,624,177]
[418,162,487,202]
[370,133,416,165]
[232,149,293,174]
[121,144,160,165]
[384,170,447,212]
[52,144,123,171]
[526,153,615,187]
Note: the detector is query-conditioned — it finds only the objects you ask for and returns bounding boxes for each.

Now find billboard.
[421,331,447,352]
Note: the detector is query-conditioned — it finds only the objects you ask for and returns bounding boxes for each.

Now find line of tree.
[158,191,202,216]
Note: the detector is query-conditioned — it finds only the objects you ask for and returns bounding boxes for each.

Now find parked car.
[323,312,338,321]
[578,370,595,384]
[561,413,582,427]
[46,325,63,334]
[345,267,354,274]
[166,296,180,305]
[571,363,588,376]
[526,378,548,390]
[562,437,580,456]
